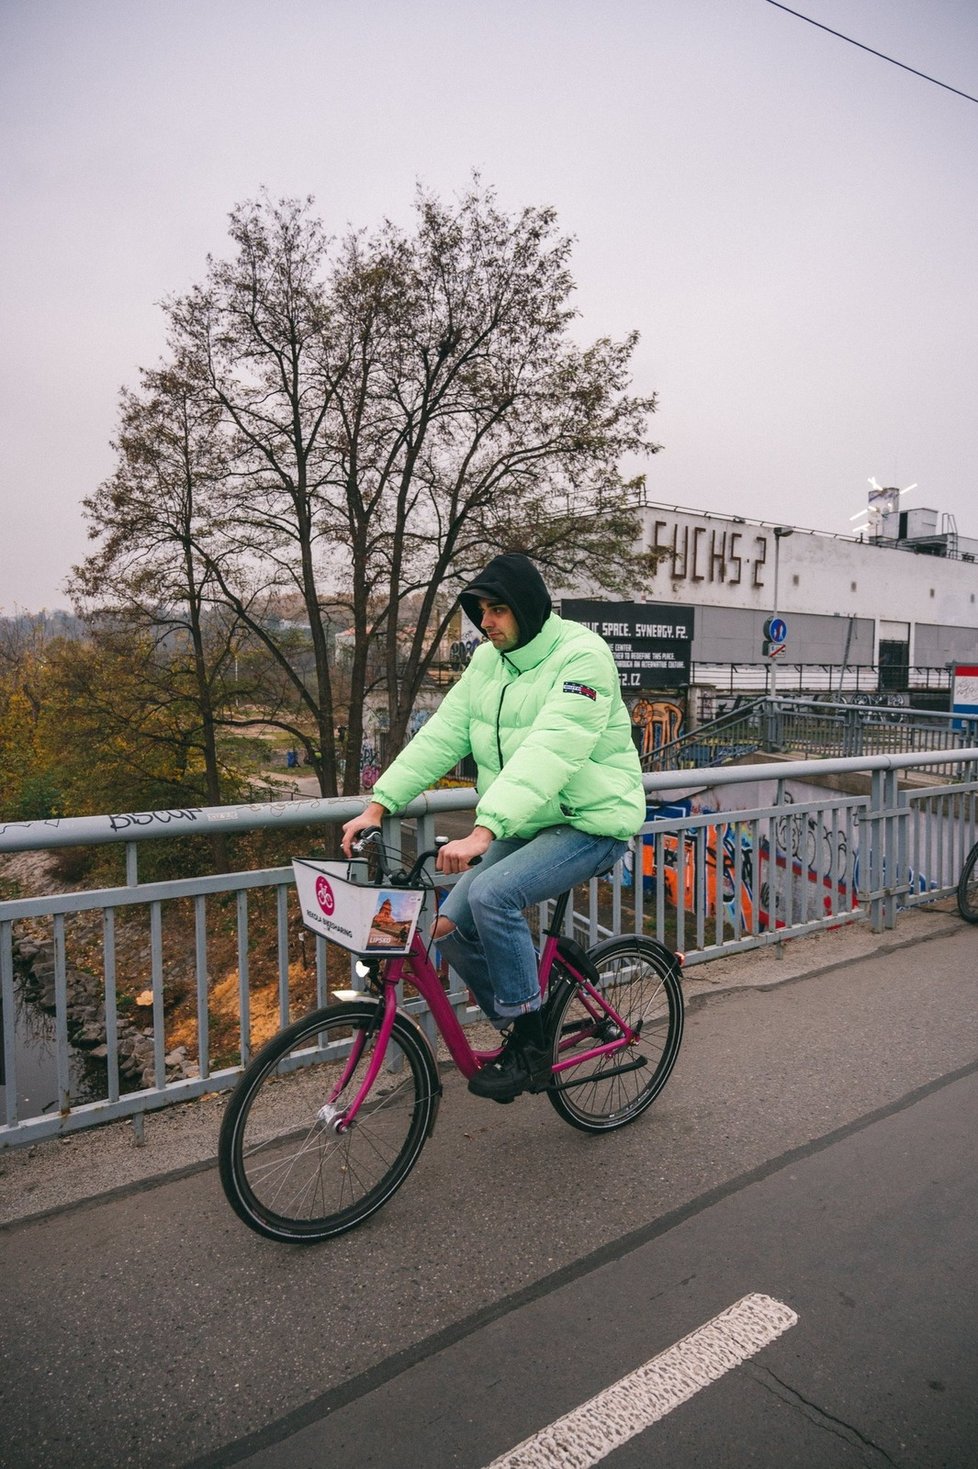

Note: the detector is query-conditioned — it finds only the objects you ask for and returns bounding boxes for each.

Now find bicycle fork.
[318,988,401,1133]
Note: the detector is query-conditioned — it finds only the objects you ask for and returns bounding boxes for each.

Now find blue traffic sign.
[764,616,787,644]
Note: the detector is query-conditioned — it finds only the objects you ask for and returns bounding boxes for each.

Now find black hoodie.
[459,554,553,650]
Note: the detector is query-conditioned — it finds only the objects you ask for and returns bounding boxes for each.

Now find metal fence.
[645,697,978,778]
[691,663,952,695]
[2,748,977,1148]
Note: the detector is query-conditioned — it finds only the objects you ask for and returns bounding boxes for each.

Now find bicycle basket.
[292,858,425,955]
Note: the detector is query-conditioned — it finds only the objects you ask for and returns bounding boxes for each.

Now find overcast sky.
[2,0,976,613]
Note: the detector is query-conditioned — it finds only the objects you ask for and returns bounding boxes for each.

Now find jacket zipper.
[496,683,509,768]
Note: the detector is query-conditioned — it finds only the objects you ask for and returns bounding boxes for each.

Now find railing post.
[867,770,885,932]
[964,720,978,783]
[881,768,902,931]
[1,920,17,1128]
[866,767,903,932]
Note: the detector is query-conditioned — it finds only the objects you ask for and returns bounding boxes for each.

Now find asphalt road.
[2,922,976,1469]
[225,1069,978,1469]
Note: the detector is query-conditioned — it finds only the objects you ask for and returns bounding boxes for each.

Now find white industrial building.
[625,498,978,700]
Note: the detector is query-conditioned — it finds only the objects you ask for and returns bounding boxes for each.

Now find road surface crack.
[749,1364,901,1467]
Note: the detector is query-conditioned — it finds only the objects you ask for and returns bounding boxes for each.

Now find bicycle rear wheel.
[957,843,978,923]
[547,935,683,1134]
[219,1000,440,1243]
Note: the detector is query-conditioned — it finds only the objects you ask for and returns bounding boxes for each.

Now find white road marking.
[483,1292,798,1469]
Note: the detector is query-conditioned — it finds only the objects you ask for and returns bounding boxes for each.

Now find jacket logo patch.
[563,681,597,700]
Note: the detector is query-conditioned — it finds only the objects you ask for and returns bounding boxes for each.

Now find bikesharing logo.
[315,876,335,916]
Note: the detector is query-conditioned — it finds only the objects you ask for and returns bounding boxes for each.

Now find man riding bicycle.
[341,553,646,1102]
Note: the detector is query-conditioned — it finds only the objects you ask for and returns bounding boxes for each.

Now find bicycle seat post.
[544,889,572,939]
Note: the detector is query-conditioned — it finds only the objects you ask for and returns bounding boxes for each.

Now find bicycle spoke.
[219,1003,439,1242]
[547,937,683,1134]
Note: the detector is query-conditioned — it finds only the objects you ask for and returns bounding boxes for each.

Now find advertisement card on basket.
[292,859,424,954]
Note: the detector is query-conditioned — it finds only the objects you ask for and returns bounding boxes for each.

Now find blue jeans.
[436,825,628,1022]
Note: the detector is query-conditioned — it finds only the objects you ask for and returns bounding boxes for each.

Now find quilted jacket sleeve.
[369,672,474,814]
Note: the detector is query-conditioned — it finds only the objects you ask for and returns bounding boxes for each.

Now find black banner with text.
[562,600,694,689]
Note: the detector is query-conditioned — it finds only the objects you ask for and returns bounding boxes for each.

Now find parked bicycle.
[957,839,978,923]
[219,829,684,1243]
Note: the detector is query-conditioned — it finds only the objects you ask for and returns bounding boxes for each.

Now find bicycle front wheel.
[547,935,684,1134]
[957,843,978,923]
[219,1001,440,1243]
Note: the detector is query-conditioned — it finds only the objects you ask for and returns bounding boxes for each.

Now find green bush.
[12,773,64,821]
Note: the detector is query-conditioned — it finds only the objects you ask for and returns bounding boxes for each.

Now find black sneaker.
[468,1019,552,1102]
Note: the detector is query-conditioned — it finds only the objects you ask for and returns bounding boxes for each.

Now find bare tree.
[80,181,661,798]
[71,367,243,820]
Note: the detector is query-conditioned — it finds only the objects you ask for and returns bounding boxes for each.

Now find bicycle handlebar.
[351,826,479,886]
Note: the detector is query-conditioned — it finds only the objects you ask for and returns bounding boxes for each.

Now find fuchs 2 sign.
[649,517,772,589]
[562,600,694,688]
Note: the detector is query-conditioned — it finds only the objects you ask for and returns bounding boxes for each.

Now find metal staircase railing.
[642,697,978,777]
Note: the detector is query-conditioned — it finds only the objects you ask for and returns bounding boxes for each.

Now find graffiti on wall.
[644,776,943,941]
[449,637,482,669]
[359,742,381,790]
[629,696,685,759]
[359,708,433,788]
[645,795,859,933]
[644,821,758,930]
[772,792,852,885]
[643,800,756,930]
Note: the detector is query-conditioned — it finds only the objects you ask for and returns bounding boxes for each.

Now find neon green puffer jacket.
[370,614,646,841]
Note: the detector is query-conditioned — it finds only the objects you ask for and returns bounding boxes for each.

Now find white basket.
[292,858,425,955]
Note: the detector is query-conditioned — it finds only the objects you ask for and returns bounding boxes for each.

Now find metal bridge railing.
[2,749,977,1147]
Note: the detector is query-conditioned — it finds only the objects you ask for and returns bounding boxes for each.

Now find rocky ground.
[3,851,197,1090]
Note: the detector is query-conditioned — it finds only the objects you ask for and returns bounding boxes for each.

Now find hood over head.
[460,553,553,649]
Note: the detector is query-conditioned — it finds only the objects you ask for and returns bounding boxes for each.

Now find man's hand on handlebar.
[340,802,389,858]
[435,826,494,875]
[341,805,493,872]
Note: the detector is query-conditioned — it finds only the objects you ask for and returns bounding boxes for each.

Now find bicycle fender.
[588,933,684,981]
[554,934,600,980]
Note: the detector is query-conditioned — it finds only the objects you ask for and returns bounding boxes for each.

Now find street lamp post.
[769,525,794,702]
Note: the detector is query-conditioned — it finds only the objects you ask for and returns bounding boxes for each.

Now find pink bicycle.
[219,830,684,1243]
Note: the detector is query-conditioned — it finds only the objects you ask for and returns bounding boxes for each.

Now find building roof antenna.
[849,476,917,537]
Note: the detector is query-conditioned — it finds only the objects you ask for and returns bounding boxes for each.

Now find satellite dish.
[849,478,917,532]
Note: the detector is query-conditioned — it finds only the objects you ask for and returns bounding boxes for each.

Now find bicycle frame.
[332,889,641,1127]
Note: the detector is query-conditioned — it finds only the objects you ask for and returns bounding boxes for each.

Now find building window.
[792,573,800,586]
[879,639,910,691]
[850,582,857,592]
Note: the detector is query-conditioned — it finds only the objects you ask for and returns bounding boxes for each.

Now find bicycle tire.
[219,1000,440,1243]
[956,843,978,924]
[546,935,684,1134]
